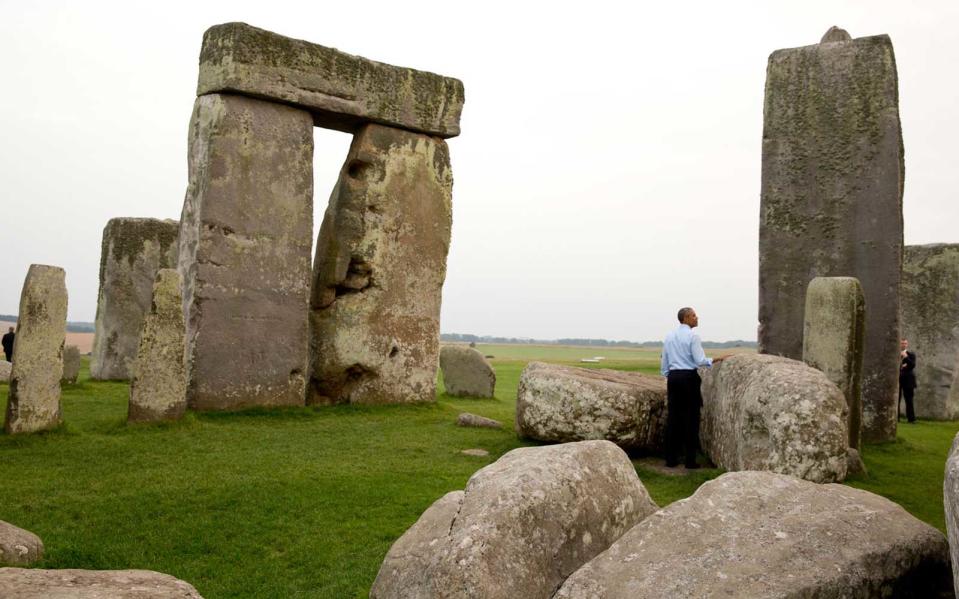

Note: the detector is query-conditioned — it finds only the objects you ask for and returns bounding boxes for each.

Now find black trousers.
[900,385,916,423]
[666,369,702,466]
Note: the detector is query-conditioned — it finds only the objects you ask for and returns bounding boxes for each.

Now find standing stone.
[802,276,865,448]
[178,93,313,410]
[0,361,11,383]
[4,265,67,434]
[759,29,904,443]
[902,244,959,419]
[309,123,452,405]
[91,218,178,380]
[61,345,81,384]
[439,345,495,398]
[945,431,959,597]
[129,269,187,422]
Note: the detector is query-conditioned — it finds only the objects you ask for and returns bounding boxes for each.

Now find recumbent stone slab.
[198,22,464,138]
[759,29,904,443]
[129,269,187,422]
[515,361,666,452]
[701,353,848,483]
[61,345,81,384]
[309,123,452,405]
[555,471,952,598]
[0,521,43,566]
[457,412,502,429]
[802,276,865,448]
[902,244,959,420]
[178,93,313,411]
[0,568,204,598]
[370,440,659,599]
[440,345,495,398]
[4,265,67,435]
[91,218,178,380]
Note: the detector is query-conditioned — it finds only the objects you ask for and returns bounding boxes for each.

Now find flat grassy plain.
[0,345,955,598]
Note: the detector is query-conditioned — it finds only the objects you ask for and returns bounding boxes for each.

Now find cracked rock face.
[516,362,666,452]
[309,123,452,405]
[0,521,43,566]
[701,354,848,483]
[440,345,496,398]
[944,432,959,597]
[370,440,659,599]
[0,568,204,598]
[178,93,313,410]
[556,471,952,598]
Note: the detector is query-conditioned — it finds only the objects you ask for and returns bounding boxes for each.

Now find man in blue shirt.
[660,307,726,468]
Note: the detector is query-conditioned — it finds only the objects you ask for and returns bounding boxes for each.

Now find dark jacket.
[1,332,13,356]
[900,350,917,389]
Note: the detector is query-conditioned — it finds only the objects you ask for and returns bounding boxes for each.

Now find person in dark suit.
[1,326,13,362]
[899,338,917,424]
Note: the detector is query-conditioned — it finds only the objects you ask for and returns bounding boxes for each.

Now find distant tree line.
[440,333,756,349]
[0,314,95,333]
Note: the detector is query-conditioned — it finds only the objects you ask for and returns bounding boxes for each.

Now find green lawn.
[0,345,955,598]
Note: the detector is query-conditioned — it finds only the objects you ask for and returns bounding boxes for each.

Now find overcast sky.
[1,1,957,341]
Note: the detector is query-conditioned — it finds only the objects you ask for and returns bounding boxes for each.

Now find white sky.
[1,1,957,341]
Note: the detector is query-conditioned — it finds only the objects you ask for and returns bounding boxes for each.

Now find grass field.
[0,344,956,598]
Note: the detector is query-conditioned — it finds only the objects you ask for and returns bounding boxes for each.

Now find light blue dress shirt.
[660,324,713,377]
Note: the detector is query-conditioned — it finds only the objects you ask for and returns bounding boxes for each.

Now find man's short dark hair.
[677,307,693,323]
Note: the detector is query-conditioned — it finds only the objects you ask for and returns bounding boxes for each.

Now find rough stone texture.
[0,361,10,383]
[902,244,959,420]
[821,25,852,43]
[759,31,904,443]
[4,265,67,435]
[198,23,464,138]
[555,471,953,598]
[129,269,187,422]
[701,353,848,483]
[370,441,659,599]
[440,345,495,398]
[457,412,502,429]
[461,448,489,457]
[802,276,865,448]
[309,123,452,405]
[61,345,81,384]
[947,433,959,597]
[0,568,204,598]
[91,218,178,381]
[0,521,43,566]
[178,93,313,411]
[515,362,666,452]
[847,447,867,477]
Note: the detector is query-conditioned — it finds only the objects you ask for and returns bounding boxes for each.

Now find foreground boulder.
[556,471,952,598]
[944,431,959,596]
[0,568,203,598]
[0,521,43,566]
[701,353,848,483]
[516,362,666,452]
[370,440,659,599]
[440,345,496,398]
[61,345,81,384]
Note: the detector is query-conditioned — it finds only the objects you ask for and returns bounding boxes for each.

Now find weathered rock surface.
[198,22,464,138]
[820,25,852,43]
[0,568,204,598]
[701,353,848,483]
[0,361,10,383]
[802,276,865,448]
[370,441,659,599]
[91,218,178,381]
[555,471,952,598]
[847,447,867,477]
[759,29,903,443]
[4,265,67,434]
[129,269,187,422]
[309,123,452,405]
[61,345,81,384]
[0,521,43,566]
[515,362,666,452]
[440,345,496,398]
[944,431,959,597]
[178,93,313,411]
[457,412,502,429]
[902,244,959,420]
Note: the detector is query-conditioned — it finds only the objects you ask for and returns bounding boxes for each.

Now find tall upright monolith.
[902,244,959,420]
[178,93,313,410]
[91,218,179,380]
[4,265,67,434]
[759,28,904,442]
[802,277,866,449]
[309,123,453,404]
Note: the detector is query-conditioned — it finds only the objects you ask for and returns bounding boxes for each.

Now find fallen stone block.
[440,345,496,398]
[0,568,204,598]
[0,521,43,566]
[61,345,81,384]
[457,412,502,429]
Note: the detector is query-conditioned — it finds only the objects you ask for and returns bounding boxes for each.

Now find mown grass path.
[0,345,955,597]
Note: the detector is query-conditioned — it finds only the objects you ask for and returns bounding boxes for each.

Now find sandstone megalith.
[60,345,81,384]
[4,265,67,435]
[0,521,43,566]
[91,218,178,381]
[439,345,495,398]
[178,93,313,411]
[759,29,903,443]
[0,568,204,598]
[945,431,959,596]
[129,269,187,422]
[802,276,865,448]
[902,244,959,420]
[701,354,848,483]
[370,441,658,599]
[309,123,452,405]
